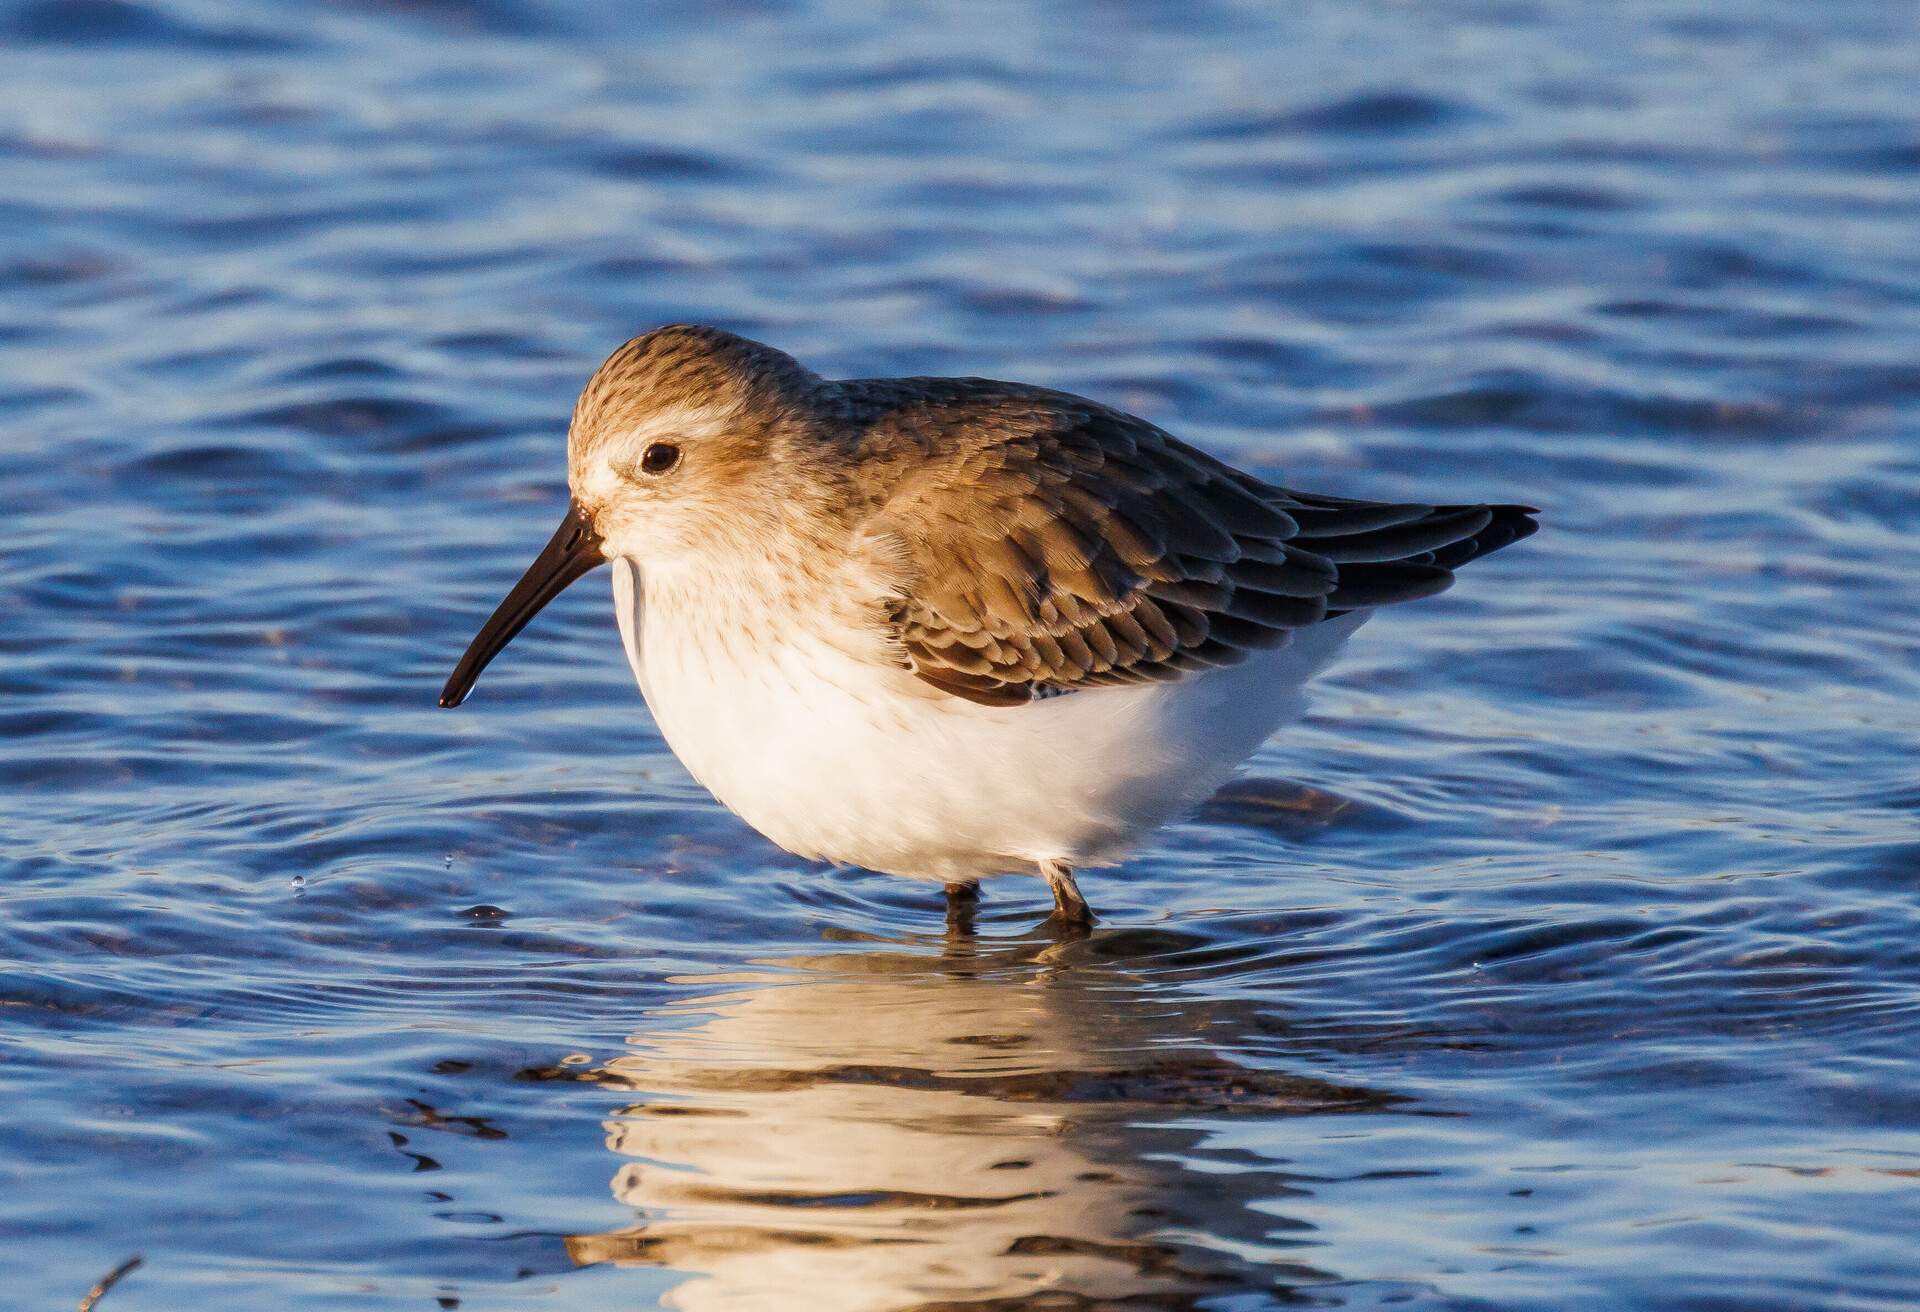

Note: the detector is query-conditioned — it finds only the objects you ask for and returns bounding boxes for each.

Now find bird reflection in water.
[562,926,1405,1309]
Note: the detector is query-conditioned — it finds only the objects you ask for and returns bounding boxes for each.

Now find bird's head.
[438,325,829,708]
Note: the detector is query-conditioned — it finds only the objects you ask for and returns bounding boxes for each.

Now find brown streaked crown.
[567,325,822,480]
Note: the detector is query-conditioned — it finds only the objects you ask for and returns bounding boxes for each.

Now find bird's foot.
[943,881,980,938]
[1040,860,1095,938]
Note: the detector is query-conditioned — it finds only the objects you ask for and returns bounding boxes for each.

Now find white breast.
[611,558,1367,882]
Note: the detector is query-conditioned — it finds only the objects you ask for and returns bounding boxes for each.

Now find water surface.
[3,2,1918,1308]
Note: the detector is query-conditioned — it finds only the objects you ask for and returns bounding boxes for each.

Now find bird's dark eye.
[639,442,681,475]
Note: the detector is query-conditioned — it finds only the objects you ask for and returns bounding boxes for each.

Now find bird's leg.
[943,881,979,936]
[1040,860,1094,930]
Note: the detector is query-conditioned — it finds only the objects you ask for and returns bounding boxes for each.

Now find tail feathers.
[1425,502,1539,569]
[1276,492,1537,614]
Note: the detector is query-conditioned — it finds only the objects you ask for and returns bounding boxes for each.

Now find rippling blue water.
[4,2,1918,1308]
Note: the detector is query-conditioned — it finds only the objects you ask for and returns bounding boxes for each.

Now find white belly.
[611,559,1367,882]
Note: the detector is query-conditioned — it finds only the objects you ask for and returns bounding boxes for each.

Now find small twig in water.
[78,1255,143,1312]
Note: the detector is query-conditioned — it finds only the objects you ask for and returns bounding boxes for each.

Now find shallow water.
[3,1,1918,1308]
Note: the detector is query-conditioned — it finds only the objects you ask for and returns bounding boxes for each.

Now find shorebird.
[440,325,1535,928]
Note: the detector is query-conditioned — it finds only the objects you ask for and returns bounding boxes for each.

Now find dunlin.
[440,326,1535,927]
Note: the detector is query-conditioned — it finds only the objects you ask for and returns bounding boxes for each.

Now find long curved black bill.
[438,498,607,708]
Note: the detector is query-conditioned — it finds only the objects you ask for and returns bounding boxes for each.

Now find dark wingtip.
[1457,503,1540,562]
[1497,502,1541,543]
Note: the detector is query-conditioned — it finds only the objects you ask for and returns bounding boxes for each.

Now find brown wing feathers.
[869,386,1535,706]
